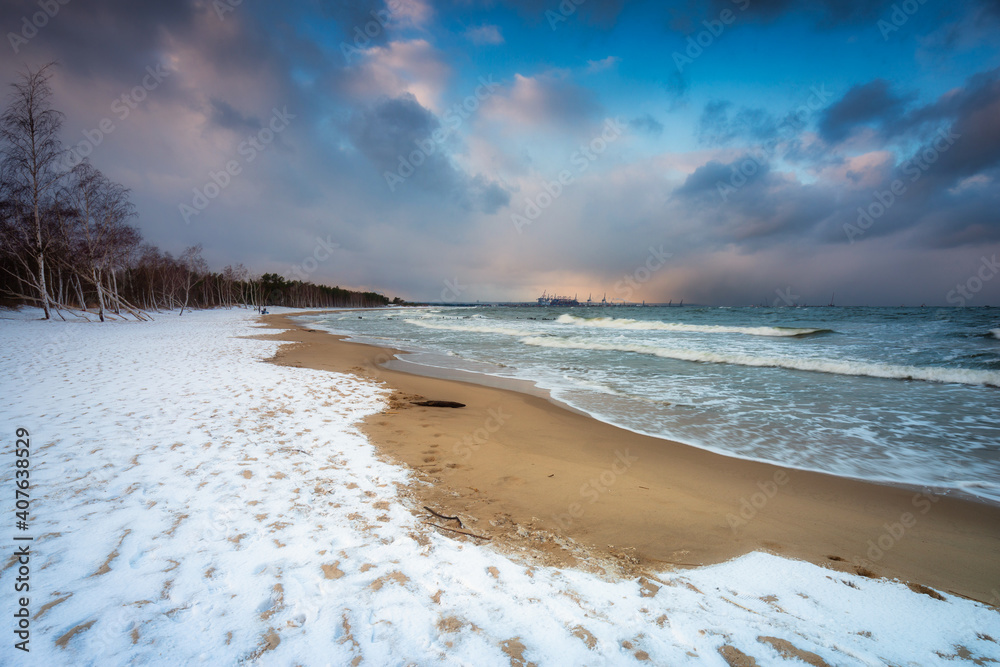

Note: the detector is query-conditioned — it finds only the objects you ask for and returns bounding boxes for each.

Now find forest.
[0,64,393,321]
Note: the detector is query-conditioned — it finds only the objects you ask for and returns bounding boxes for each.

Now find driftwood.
[412,400,466,408]
[424,506,463,528]
[422,521,491,541]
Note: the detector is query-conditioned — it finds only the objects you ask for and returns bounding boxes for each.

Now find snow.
[1,306,998,666]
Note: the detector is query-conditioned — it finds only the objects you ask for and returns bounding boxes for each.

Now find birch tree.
[66,161,137,321]
[0,63,65,319]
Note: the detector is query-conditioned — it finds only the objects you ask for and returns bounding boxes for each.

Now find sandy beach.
[264,311,1000,604]
[6,307,1000,665]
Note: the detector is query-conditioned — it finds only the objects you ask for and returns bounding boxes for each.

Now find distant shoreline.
[261,311,1000,604]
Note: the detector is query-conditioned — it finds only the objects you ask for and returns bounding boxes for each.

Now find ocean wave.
[519,336,1000,387]
[991,328,1000,340]
[405,319,537,337]
[555,314,831,337]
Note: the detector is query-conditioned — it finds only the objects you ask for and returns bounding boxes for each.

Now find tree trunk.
[92,268,106,322]
[110,270,121,315]
[73,274,87,311]
[36,250,51,319]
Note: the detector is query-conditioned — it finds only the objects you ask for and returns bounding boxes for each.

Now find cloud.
[585,56,620,74]
[705,0,895,27]
[343,39,451,111]
[209,99,262,133]
[346,93,509,214]
[3,0,997,304]
[673,160,736,197]
[498,0,627,29]
[818,79,913,143]
[629,114,664,136]
[320,0,431,41]
[660,71,689,109]
[482,72,602,129]
[464,24,504,45]
[697,101,779,145]
[897,67,1000,180]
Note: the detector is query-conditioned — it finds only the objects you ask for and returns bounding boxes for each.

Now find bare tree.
[64,161,138,321]
[0,63,65,319]
[178,244,207,315]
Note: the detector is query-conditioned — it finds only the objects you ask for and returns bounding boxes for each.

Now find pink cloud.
[481,72,599,129]
[345,39,451,111]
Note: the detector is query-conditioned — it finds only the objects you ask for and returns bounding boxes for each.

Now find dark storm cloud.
[346,93,509,214]
[703,0,894,26]
[671,68,1000,252]
[896,67,1000,181]
[629,114,664,135]
[3,0,198,80]
[673,160,736,196]
[861,68,1000,247]
[818,79,913,143]
[347,93,456,190]
[670,156,834,247]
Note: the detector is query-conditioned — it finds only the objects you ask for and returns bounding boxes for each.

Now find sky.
[2,0,999,305]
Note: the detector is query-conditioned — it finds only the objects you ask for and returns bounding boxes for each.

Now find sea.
[307,306,1000,504]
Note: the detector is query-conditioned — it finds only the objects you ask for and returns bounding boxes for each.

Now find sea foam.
[555,314,831,337]
[405,318,537,337]
[519,336,1000,387]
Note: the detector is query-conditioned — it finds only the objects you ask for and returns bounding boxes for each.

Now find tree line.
[0,64,393,321]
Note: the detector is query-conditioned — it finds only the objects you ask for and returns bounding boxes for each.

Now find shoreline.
[387,348,998,507]
[261,311,1000,604]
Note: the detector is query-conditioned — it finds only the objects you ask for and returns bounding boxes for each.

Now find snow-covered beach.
[2,307,999,666]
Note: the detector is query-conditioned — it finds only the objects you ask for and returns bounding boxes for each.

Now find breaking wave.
[555,314,832,337]
[519,336,1000,387]
[404,319,537,337]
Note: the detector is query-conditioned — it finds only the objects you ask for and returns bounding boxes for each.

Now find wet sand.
[261,311,1000,604]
